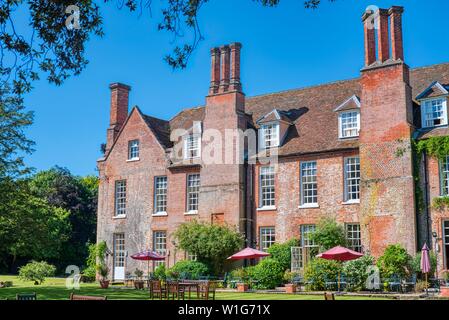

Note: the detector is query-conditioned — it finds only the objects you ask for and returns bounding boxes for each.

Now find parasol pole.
[425,272,428,296]
[338,271,341,292]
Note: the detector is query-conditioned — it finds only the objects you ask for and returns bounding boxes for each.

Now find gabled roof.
[333,95,361,112]
[256,109,293,125]
[142,114,172,149]
[130,62,449,156]
[416,81,449,100]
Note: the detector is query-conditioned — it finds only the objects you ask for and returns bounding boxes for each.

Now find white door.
[113,234,125,280]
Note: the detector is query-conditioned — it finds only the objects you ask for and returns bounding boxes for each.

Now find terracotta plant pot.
[285,283,297,294]
[100,280,110,289]
[440,286,449,297]
[237,283,248,292]
[134,280,144,290]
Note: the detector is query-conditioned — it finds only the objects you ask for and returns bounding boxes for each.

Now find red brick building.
[97,6,449,280]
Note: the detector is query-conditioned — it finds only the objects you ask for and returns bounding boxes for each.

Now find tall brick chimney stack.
[389,6,405,61]
[106,83,130,153]
[208,43,242,95]
[359,6,416,257]
[202,42,246,236]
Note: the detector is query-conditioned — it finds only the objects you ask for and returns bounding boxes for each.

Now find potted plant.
[97,263,110,289]
[233,268,250,292]
[134,268,145,289]
[283,270,298,294]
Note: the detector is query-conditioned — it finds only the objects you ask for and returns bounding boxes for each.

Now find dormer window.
[260,123,279,149]
[339,111,360,138]
[422,98,448,128]
[184,134,200,159]
[128,140,140,160]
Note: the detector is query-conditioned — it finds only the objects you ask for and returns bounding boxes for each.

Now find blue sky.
[22,0,449,176]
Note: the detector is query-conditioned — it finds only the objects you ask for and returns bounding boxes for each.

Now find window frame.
[259,227,276,252]
[338,111,360,139]
[300,161,318,207]
[128,139,140,160]
[344,156,361,203]
[154,176,168,214]
[259,166,276,209]
[421,97,448,129]
[114,180,127,217]
[440,156,449,196]
[259,122,280,150]
[300,224,317,248]
[184,134,201,160]
[153,230,167,269]
[186,173,200,213]
[345,223,362,253]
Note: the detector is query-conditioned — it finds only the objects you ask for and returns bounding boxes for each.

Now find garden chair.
[388,275,402,292]
[149,280,167,300]
[69,293,107,300]
[403,274,417,293]
[324,292,335,300]
[339,274,348,291]
[16,293,37,300]
[198,281,216,300]
[166,281,185,300]
[324,276,337,291]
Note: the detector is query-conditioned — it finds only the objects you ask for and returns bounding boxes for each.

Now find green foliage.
[0,178,71,269]
[376,244,413,279]
[267,239,299,271]
[304,258,342,291]
[250,258,285,289]
[0,87,34,178]
[414,136,449,160]
[310,218,346,251]
[433,196,449,210]
[83,241,108,282]
[411,251,437,277]
[413,137,449,213]
[134,268,144,279]
[96,264,109,281]
[173,220,243,274]
[342,255,375,291]
[230,267,253,285]
[28,167,98,269]
[153,264,167,281]
[18,261,56,285]
[168,260,209,280]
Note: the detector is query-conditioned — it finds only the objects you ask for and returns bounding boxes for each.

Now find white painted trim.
[333,95,361,112]
[420,98,448,129]
[257,206,277,211]
[126,157,140,162]
[298,204,319,209]
[416,81,449,100]
[113,214,127,220]
[342,199,360,205]
[338,110,360,139]
[152,212,168,217]
[184,210,199,215]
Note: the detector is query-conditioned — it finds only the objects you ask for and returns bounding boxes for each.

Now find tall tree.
[0,178,71,271]
[28,166,98,269]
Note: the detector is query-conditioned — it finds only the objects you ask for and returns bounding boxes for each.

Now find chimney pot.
[106,82,130,152]
[389,6,405,61]
[229,42,242,92]
[219,45,231,93]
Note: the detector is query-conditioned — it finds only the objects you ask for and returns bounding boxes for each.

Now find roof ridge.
[246,77,360,100]
[410,61,449,72]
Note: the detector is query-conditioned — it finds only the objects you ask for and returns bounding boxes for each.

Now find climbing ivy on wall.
[413,136,449,211]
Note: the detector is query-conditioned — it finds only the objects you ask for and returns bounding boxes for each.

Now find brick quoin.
[96,5,449,280]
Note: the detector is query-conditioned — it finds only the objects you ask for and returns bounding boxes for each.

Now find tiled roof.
[141,62,449,155]
[142,114,172,149]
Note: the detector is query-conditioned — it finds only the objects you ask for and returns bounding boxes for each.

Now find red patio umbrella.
[227,247,270,260]
[316,246,363,292]
[420,243,431,296]
[131,250,165,278]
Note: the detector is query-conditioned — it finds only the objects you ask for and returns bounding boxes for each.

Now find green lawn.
[0,275,388,300]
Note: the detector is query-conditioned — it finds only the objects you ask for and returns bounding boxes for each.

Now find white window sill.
[113,214,127,220]
[184,210,198,215]
[126,157,140,162]
[338,136,359,140]
[298,204,319,209]
[342,200,360,205]
[257,206,277,211]
[152,212,168,217]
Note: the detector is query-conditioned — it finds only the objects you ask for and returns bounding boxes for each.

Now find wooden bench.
[69,293,107,300]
